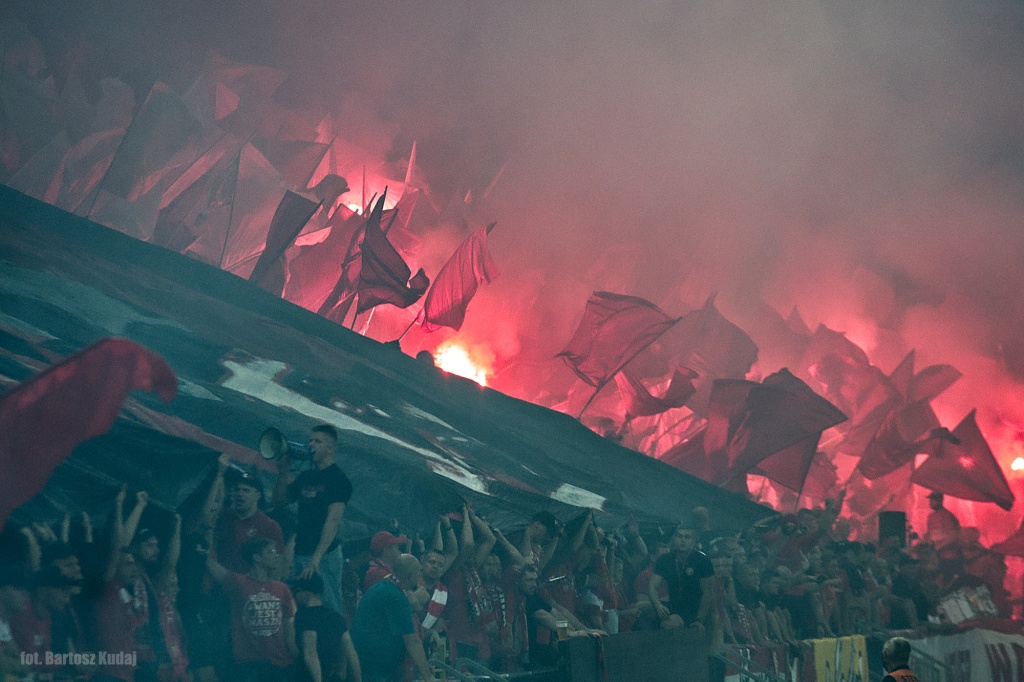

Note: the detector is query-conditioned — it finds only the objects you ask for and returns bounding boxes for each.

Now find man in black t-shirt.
[292,574,361,682]
[274,424,353,615]
[649,526,714,628]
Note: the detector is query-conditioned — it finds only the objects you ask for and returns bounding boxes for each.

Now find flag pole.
[395,310,422,342]
[348,302,360,330]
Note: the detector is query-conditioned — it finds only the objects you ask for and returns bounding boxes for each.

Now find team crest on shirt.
[685,567,694,576]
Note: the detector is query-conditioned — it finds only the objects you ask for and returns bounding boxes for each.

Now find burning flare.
[434,342,489,386]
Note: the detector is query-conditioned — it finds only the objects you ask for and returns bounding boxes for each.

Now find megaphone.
[258,427,311,461]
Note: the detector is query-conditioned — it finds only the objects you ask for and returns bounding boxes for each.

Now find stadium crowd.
[0,424,1013,682]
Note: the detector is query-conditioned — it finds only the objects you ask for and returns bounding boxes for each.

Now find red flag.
[665,296,759,383]
[751,436,822,493]
[615,367,698,418]
[247,190,320,294]
[356,193,429,313]
[857,401,940,479]
[888,350,916,399]
[702,370,848,486]
[283,205,360,312]
[557,292,680,388]
[909,363,961,403]
[911,410,1015,510]
[253,138,331,190]
[846,464,914,518]
[658,427,717,482]
[0,338,177,529]
[991,521,1024,557]
[799,453,840,503]
[421,225,499,332]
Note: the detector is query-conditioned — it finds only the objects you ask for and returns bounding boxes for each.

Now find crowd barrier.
[563,628,709,682]
[551,628,1024,682]
[560,630,873,682]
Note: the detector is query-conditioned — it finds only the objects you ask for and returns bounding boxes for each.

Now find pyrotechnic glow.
[1012,457,1024,471]
[434,342,489,386]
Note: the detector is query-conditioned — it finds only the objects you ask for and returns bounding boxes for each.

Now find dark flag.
[356,193,429,313]
[846,464,914,518]
[911,410,1014,510]
[247,190,320,295]
[615,367,698,419]
[702,369,847,487]
[751,436,822,494]
[658,428,717,482]
[422,224,499,332]
[857,401,940,480]
[558,292,680,388]
[0,338,177,529]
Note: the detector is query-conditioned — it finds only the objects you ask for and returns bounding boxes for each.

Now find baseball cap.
[370,531,408,555]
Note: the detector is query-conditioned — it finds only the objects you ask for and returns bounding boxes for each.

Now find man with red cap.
[364,531,407,591]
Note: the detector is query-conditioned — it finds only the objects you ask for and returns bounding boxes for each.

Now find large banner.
[801,636,869,682]
[910,628,1024,682]
[724,637,866,682]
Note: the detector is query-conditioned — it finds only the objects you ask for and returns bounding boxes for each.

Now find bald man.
[350,555,437,682]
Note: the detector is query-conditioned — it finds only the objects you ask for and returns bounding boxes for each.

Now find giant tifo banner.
[910,628,1024,682]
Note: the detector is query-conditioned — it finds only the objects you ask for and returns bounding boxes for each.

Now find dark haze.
[6,2,1024,532]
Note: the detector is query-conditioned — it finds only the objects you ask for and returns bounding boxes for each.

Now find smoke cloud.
[5,1,1024,535]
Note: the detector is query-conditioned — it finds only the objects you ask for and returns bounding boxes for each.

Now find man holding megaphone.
[273,424,353,616]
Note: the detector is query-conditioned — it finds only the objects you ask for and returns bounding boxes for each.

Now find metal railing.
[714,645,791,682]
[909,645,949,682]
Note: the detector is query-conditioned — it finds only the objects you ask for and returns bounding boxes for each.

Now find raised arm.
[159,514,182,587]
[438,516,459,573]
[493,528,526,569]
[537,534,559,575]
[192,454,230,533]
[103,486,128,582]
[122,491,149,547]
[19,526,42,572]
[468,506,496,566]
[571,512,594,555]
[271,453,298,508]
[450,502,475,572]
